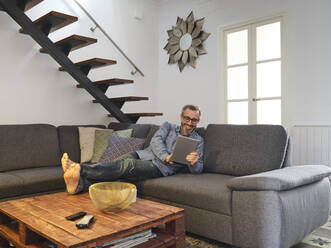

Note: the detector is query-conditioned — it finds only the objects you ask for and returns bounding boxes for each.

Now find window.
[224,17,282,125]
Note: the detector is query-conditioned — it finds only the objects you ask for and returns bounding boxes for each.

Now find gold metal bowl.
[89,182,137,213]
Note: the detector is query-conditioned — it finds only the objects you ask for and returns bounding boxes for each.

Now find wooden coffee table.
[0,192,185,248]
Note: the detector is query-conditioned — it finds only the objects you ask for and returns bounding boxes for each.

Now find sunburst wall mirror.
[164,11,210,72]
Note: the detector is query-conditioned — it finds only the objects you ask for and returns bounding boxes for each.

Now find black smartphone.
[65,211,86,221]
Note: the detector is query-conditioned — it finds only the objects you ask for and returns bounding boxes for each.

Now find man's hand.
[186,152,199,166]
[165,154,174,164]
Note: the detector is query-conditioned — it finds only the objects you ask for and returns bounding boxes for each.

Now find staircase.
[0,0,162,123]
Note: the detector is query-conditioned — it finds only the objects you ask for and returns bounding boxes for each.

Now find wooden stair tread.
[1,0,44,12]
[108,113,163,117]
[40,35,97,53]
[94,78,134,85]
[24,0,44,11]
[19,11,78,34]
[93,96,148,103]
[77,78,133,88]
[109,96,149,101]
[59,58,116,71]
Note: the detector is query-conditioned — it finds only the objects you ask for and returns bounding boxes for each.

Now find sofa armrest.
[227,164,331,191]
[231,178,331,248]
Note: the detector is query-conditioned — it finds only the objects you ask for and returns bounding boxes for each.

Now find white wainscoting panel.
[291,126,331,166]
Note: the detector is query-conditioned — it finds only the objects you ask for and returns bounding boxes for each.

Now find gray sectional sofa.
[0,124,106,200]
[0,122,330,248]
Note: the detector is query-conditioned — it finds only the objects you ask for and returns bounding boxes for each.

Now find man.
[62,104,204,194]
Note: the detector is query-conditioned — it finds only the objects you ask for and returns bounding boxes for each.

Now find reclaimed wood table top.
[0,192,185,248]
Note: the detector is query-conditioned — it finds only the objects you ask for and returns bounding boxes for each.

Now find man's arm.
[187,139,204,173]
[150,122,172,162]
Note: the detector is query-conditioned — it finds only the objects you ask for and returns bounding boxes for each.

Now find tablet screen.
[171,136,199,165]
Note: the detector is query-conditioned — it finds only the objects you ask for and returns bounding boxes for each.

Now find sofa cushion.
[7,167,65,195]
[204,124,288,176]
[0,124,61,172]
[108,122,152,138]
[0,173,24,199]
[108,122,155,148]
[99,135,145,163]
[91,129,132,163]
[90,129,116,163]
[137,173,234,216]
[78,127,108,163]
[57,125,106,163]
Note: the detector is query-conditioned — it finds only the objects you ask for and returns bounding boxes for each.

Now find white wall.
[0,0,160,125]
[156,0,331,128]
[1,0,331,128]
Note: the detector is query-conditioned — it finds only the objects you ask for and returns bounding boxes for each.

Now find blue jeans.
[74,152,163,194]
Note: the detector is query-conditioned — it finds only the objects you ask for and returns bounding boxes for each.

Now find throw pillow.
[78,127,110,163]
[91,129,133,163]
[99,135,145,163]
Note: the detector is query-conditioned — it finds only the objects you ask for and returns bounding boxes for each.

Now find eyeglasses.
[182,115,200,123]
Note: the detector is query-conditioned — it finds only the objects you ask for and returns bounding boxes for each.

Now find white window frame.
[222,16,283,125]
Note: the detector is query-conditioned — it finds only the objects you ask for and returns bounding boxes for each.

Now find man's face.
[180,109,200,135]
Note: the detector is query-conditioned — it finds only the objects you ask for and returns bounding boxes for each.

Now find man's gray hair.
[181,104,201,116]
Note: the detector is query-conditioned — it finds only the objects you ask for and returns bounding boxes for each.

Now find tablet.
[171,136,199,165]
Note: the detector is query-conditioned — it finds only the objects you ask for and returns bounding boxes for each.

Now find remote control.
[65,211,86,221]
[76,215,94,229]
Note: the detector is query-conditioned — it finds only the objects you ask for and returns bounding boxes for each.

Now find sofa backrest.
[143,125,160,148]
[108,122,158,149]
[57,125,106,163]
[0,124,61,172]
[195,127,206,139]
[203,124,289,176]
[108,122,206,149]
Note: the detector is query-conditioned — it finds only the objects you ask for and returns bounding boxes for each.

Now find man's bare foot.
[64,163,81,194]
[61,153,74,172]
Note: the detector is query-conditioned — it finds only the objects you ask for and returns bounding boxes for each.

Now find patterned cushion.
[91,129,133,163]
[78,127,109,163]
[99,135,145,163]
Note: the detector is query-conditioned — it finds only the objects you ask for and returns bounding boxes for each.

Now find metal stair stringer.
[0,0,132,123]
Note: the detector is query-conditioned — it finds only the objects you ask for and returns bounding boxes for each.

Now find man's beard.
[181,124,195,135]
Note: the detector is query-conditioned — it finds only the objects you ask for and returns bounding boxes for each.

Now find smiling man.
[139,104,204,176]
[62,104,204,194]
